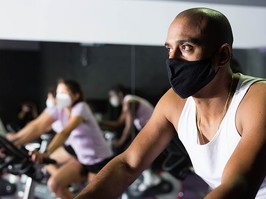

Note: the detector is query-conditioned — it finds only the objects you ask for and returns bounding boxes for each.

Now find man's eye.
[180,44,192,52]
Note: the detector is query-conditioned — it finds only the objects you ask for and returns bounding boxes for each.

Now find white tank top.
[178,74,266,198]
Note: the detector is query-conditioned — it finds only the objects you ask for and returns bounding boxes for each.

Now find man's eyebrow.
[165,38,201,46]
[177,38,201,44]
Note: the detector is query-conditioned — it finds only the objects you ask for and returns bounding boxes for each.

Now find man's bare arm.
[75,92,177,199]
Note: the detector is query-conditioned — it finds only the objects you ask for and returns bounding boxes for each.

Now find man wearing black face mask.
[166,53,219,98]
[75,8,266,199]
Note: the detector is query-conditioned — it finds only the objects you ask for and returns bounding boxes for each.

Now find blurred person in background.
[100,84,163,194]
[6,79,113,199]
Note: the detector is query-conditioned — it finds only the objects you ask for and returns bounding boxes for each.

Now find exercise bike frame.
[0,135,56,199]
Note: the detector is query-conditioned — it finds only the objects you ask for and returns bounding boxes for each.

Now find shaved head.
[174,8,233,49]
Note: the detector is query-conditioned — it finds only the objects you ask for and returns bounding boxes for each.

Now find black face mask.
[166,57,217,98]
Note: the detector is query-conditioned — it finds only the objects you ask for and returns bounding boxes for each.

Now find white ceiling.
[163,0,266,7]
[0,0,266,49]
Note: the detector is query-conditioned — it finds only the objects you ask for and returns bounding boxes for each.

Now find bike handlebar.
[0,135,57,182]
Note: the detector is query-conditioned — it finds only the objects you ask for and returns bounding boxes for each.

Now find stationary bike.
[103,131,194,199]
[0,134,56,199]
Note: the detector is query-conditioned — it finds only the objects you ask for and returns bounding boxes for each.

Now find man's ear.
[217,43,232,66]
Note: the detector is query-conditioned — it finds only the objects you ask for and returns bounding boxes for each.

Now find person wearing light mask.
[46,86,57,108]
[7,79,113,199]
[101,84,154,152]
[75,8,266,199]
[100,84,163,193]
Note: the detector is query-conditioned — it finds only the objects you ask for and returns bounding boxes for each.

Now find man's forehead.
[166,24,206,46]
[166,16,209,45]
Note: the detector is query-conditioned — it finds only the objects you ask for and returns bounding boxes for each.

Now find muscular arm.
[205,82,266,199]
[75,92,178,199]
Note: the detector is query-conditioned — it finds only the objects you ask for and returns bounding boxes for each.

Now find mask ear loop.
[208,52,220,75]
[214,66,221,74]
[210,44,226,74]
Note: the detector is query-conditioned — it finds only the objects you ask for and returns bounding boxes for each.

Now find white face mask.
[56,93,72,108]
[109,95,120,107]
[46,98,56,108]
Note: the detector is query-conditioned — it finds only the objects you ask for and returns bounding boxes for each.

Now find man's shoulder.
[239,74,266,97]
[161,88,186,104]
[155,88,186,122]
[239,74,266,86]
